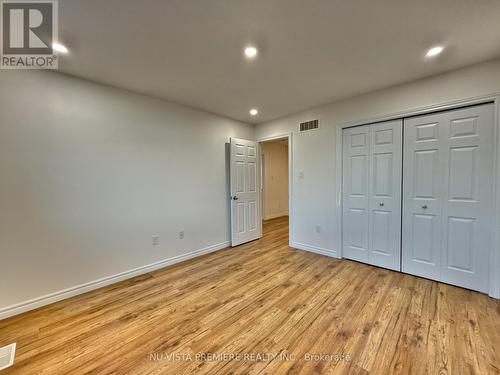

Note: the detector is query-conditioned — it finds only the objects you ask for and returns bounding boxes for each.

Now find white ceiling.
[58,0,500,124]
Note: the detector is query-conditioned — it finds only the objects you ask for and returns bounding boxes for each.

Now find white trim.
[291,241,339,259]
[336,94,500,299]
[257,132,294,246]
[491,98,500,299]
[335,124,343,260]
[260,152,266,224]
[257,133,291,143]
[0,241,230,320]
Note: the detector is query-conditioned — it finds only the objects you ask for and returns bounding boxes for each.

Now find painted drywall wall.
[0,71,253,313]
[255,58,500,259]
[261,140,288,219]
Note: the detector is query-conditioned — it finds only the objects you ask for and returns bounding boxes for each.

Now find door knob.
[232,196,239,201]
[379,202,384,207]
[422,204,428,209]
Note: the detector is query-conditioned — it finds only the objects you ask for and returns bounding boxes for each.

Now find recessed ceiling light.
[250,108,258,116]
[426,46,444,58]
[53,43,68,54]
[244,46,258,59]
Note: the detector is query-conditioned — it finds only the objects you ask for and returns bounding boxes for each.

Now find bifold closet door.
[402,103,494,293]
[342,120,402,271]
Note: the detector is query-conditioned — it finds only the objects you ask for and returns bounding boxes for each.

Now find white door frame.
[257,132,293,246]
[260,153,266,221]
[335,94,500,298]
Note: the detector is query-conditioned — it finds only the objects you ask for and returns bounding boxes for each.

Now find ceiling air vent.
[299,119,319,132]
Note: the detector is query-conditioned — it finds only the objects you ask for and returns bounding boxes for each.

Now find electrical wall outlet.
[152,234,160,246]
[0,343,16,371]
[179,231,185,240]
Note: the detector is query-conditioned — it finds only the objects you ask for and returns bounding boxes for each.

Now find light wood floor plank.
[0,216,499,374]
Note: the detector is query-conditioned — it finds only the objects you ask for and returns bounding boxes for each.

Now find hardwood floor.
[1,216,499,374]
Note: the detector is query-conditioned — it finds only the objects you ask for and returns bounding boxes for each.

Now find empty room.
[0,0,499,374]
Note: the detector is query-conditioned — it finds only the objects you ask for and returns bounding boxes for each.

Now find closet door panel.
[402,115,443,280]
[368,121,402,271]
[343,120,402,271]
[402,103,494,292]
[342,126,370,263]
[440,105,494,293]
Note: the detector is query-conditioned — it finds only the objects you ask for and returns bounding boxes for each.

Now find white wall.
[2,58,500,316]
[261,140,288,219]
[0,71,253,315]
[255,58,500,261]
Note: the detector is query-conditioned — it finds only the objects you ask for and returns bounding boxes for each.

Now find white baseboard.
[0,241,230,321]
[291,242,339,259]
[264,211,289,220]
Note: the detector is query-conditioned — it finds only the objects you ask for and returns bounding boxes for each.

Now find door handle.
[379,202,384,207]
[422,204,428,209]
[232,196,239,201]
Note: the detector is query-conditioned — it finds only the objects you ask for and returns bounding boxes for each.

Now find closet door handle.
[379,202,384,207]
[422,205,428,209]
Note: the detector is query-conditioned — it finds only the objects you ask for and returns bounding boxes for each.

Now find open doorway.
[229,135,292,247]
[259,136,290,242]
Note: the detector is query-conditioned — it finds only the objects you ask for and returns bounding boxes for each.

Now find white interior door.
[342,120,402,271]
[402,103,494,292]
[230,138,262,246]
